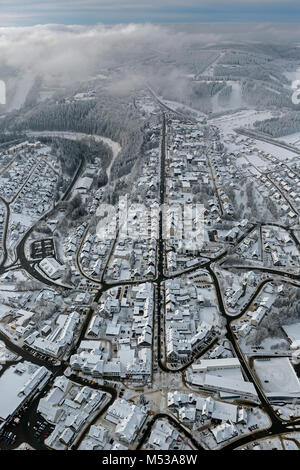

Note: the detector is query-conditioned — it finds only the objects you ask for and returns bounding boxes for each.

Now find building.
[105,399,147,444]
[39,257,65,280]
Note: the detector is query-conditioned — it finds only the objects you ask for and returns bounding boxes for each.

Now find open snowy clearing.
[210,109,275,134]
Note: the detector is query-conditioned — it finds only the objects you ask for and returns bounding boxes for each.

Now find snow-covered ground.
[163,99,206,119]
[212,81,243,114]
[210,109,275,134]
[284,68,300,83]
[8,73,35,111]
[252,140,298,161]
[282,323,300,344]
[276,131,300,146]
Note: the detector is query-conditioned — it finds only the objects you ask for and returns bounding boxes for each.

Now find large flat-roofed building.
[191,358,241,373]
[203,375,258,400]
[189,372,258,401]
[39,257,65,280]
[0,362,51,423]
[253,357,300,400]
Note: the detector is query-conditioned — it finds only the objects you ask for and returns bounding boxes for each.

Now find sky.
[0,0,300,26]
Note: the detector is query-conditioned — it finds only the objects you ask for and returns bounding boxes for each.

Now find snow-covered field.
[277,131,300,146]
[210,109,275,134]
[212,81,243,114]
[199,306,219,325]
[236,155,266,173]
[252,141,298,161]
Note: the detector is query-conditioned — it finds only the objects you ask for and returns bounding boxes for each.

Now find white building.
[39,257,65,280]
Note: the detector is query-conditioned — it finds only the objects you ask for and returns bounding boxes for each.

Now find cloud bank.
[0,22,299,81]
[0,22,299,109]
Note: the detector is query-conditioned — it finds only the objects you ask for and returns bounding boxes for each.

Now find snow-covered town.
[0,24,300,455]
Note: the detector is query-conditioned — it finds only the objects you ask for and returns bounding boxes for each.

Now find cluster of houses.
[79,423,128,450]
[220,219,250,243]
[206,150,234,217]
[37,376,108,450]
[12,159,57,217]
[104,398,148,445]
[164,204,206,274]
[75,124,160,284]
[63,221,87,270]
[70,283,153,384]
[229,223,299,271]
[105,205,158,282]
[64,167,110,281]
[256,166,299,222]
[167,390,252,447]
[0,282,94,361]
[165,120,211,269]
[0,141,62,260]
[145,419,193,451]
[70,342,152,384]
[0,153,36,202]
[228,134,299,223]
[262,226,299,269]
[164,278,219,365]
[78,229,113,280]
[104,143,160,283]
[168,390,247,426]
[24,311,82,359]
[163,118,248,270]
[235,225,261,260]
[76,174,155,283]
[135,143,160,201]
[233,283,277,340]
[221,269,263,316]
[0,142,52,202]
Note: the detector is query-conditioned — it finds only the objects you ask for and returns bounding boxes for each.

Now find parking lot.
[30,238,55,260]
